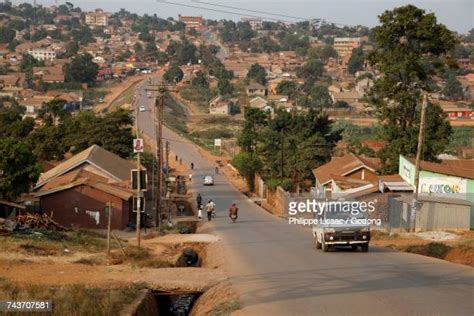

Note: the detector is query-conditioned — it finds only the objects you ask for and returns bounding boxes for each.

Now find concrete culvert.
[182,248,199,267]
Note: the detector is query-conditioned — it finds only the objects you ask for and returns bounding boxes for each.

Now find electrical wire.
[191,0,309,21]
[156,0,295,23]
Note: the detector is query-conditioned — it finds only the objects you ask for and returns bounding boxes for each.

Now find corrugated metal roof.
[36,145,135,189]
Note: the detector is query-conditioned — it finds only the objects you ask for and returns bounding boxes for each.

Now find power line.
[157,0,352,27]
[191,0,308,21]
[156,0,295,23]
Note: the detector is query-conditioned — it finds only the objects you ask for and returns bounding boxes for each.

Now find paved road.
[135,81,474,316]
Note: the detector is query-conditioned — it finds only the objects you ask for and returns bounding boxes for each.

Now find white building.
[241,17,263,30]
[27,48,56,61]
[85,9,109,27]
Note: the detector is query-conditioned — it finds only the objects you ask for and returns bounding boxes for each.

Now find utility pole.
[135,103,142,247]
[157,90,164,230]
[145,83,177,230]
[165,140,170,219]
[106,202,112,256]
[410,94,428,233]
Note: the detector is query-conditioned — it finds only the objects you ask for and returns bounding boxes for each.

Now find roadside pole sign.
[131,169,147,191]
[132,197,145,213]
[133,138,144,153]
[214,138,222,147]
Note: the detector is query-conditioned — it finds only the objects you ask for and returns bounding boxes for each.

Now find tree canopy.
[367,5,457,173]
[64,53,98,83]
[246,63,267,85]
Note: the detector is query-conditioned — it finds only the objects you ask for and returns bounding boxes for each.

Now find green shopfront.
[399,155,474,229]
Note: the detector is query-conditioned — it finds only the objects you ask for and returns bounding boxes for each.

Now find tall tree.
[163,64,184,83]
[276,80,298,99]
[367,5,457,173]
[0,137,41,200]
[296,58,324,82]
[64,53,98,83]
[347,47,365,74]
[246,63,267,85]
[443,72,464,100]
[217,79,234,96]
[260,108,340,187]
[0,27,15,43]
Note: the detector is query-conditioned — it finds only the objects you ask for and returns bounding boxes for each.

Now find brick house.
[33,145,137,229]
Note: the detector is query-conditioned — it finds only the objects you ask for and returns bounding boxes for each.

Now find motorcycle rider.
[205,200,215,221]
[229,203,238,222]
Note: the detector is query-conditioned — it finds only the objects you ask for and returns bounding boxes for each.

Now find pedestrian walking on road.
[196,193,202,207]
[215,166,219,174]
[197,205,203,220]
[205,200,214,221]
[191,162,194,170]
[175,155,178,161]
[188,173,193,182]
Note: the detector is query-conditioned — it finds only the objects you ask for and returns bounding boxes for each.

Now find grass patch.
[0,277,146,315]
[190,127,234,139]
[164,94,188,134]
[0,229,116,255]
[123,246,151,260]
[210,299,241,316]
[180,86,215,108]
[18,243,59,256]
[109,84,136,110]
[72,256,104,266]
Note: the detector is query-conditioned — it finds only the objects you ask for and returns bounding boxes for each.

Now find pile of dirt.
[445,244,474,267]
[190,282,240,316]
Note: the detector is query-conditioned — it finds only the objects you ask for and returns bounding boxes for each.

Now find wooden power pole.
[135,102,142,247]
[410,94,428,233]
[145,83,177,230]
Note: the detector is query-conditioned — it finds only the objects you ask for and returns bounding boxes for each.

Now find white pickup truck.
[312,210,371,252]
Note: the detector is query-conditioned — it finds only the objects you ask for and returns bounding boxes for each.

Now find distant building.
[27,48,56,61]
[241,17,263,30]
[85,9,109,27]
[246,82,267,96]
[178,14,204,31]
[209,96,233,115]
[333,37,362,58]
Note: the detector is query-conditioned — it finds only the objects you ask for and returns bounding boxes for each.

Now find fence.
[388,195,472,232]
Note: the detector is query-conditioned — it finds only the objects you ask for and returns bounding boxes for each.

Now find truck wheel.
[361,244,369,252]
[315,238,322,249]
[322,238,329,252]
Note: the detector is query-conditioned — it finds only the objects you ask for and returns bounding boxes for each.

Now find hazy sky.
[11,0,474,34]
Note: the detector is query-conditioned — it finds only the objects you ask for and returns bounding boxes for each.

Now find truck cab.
[312,209,371,252]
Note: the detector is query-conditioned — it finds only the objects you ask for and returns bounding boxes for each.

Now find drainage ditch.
[153,290,202,316]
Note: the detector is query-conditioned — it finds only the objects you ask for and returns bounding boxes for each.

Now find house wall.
[210,105,229,115]
[40,185,130,229]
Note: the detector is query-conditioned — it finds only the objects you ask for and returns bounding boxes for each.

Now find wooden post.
[136,101,141,248]
[112,231,127,257]
[410,94,428,233]
[106,202,112,256]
